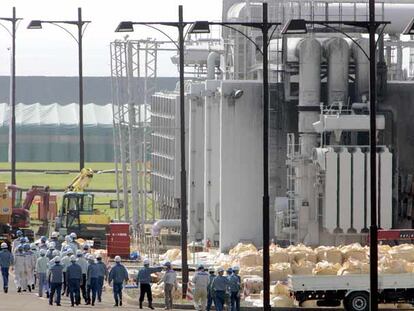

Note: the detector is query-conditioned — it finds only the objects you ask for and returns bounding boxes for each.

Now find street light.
[191,4,280,310]
[0,7,22,185]
[28,8,90,171]
[283,17,389,311]
[115,5,190,298]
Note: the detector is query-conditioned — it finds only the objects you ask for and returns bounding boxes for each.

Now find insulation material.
[269,245,290,263]
[389,244,414,262]
[340,243,368,262]
[287,244,317,263]
[270,295,295,308]
[337,259,369,275]
[237,252,261,267]
[313,261,342,275]
[243,276,263,295]
[270,282,290,296]
[378,258,410,274]
[291,260,315,275]
[239,266,263,278]
[269,263,292,281]
[229,243,257,256]
[161,249,182,261]
[315,246,343,264]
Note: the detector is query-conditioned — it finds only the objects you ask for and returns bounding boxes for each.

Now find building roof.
[0,102,113,128]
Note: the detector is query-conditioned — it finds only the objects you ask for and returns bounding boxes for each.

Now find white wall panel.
[380,148,393,229]
[325,150,337,232]
[339,150,351,231]
[353,148,365,232]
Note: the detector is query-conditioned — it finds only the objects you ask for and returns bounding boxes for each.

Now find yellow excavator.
[55,168,111,248]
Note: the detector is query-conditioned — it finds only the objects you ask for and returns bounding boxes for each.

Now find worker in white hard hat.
[0,242,13,293]
[192,264,209,311]
[66,255,82,306]
[158,261,177,310]
[36,249,49,297]
[136,258,162,309]
[68,233,80,253]
[76,249,89,304]
[108,255,129,307]
[48,256,64,306]
[211,267,229,311]
[50,231,61,252]
[206,268,216,311]
[95,253,108,303]
[228,266,241,311]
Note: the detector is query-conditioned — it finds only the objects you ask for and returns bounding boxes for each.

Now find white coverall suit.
[14,252,27,289]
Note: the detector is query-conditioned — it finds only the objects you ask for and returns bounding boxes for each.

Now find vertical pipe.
[369,0,378,309]
[178,5,188,299]
[78,7,85,170]
[262,3,270,311]
[11,7,16,185]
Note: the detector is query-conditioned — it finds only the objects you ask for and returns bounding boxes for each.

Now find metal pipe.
[262,3,270,311]
[207,51,219,79]
[178,5,189,299]
[369,0,378,309]
[11,7,16,185]
[353,38,369,102]
[78,7,85,170]
[151,219,181,237]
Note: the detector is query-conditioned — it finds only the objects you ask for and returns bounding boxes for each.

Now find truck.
[288,230,414,311]
[288,273,414,311]
[55,168,111,248]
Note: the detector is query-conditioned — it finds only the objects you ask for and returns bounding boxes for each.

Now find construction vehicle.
[55,168,110,248]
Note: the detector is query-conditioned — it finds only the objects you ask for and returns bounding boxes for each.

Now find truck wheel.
[344,291,369,311]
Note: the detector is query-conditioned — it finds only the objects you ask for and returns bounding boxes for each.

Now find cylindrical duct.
[207,51,220,80]
[353,38,369,102]
[297,37,321,155]
[325,37,350,107]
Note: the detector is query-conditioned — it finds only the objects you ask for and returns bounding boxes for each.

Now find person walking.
[95,254,108,303]
[192,264,209,311]
[36,249,49,298]
[66,255,82,307]
[206,269,216,311]
[48,256,64,306]
[158,262,177,310]
[108,255,129,307]
[14,244,27,293]
[23,243,34,292]
[76,250,89,304]
[228,266,241,311]
[12,230,23,253]
[61,248,73,296]
[86,254,99,306]
[0,242,13,293]
[211,267,229,311]
[136,259,162,309]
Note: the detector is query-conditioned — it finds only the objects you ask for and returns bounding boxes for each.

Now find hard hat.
[226,267,233,273]
[76,250,83,257]
[96,254,102,260]
[164,261,171,267]
[197,264,204,270]
[70,232,77,239]
[70,255,77,262]
[30,243,37,250]
[114,255,122,262]
[83,244,89,250]
[52,250,60,256]
[23,237,29,243]
[23,243,30,251]
[16,230,23,237]
[88,254,96,261]
[51,231,59,238]
[54,256,61,263]
[232,265,240,271]
[0,242,7,249]
[143,259,150,265]
[217,267,224,273]
[40,249,46,256]
[66,249,74,255]
[40,236,47,243]
[48,242,56,249]
[19,237,25,243]
[17,245,23,252]
[65,235,72,242]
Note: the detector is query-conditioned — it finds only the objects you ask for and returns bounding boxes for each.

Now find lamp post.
[0,7,21,185]
[282,16,389,311]
[190,4,280,310]
[115,5,189,298]
[28,8,90,171]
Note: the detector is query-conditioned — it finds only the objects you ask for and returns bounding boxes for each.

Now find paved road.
[2,274,138,310]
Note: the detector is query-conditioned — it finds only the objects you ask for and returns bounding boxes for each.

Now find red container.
[107,223,130,259]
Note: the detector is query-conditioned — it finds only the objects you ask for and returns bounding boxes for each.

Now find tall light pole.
[28,8,90,170]
[282,14,389,311]
[115,5,189,298]
[0,7,21,185]
[190,5,280,309]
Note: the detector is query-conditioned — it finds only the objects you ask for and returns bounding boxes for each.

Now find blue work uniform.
[108,263,129,306]
[48,263,64,306]
[66,262,82,306]
[87,262,100,305]
[96,260,108,302]
[0,249,13,292]
[228,274,241,311]
[137,266,162,306]
[212,275,229,311]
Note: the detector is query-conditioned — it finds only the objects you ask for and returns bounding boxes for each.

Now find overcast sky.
[0,0,222,77]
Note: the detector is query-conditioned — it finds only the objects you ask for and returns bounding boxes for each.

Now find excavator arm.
[66,168,94,192]
[22,186,50,221]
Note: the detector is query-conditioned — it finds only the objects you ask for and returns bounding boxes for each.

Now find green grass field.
[0,162,115,171]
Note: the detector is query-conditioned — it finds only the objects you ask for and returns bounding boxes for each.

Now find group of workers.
[136,261,241,311]
[0,230,127,307]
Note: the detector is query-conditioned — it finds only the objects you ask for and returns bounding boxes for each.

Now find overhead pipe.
[151,219,181,237]
[207,51,220,79]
